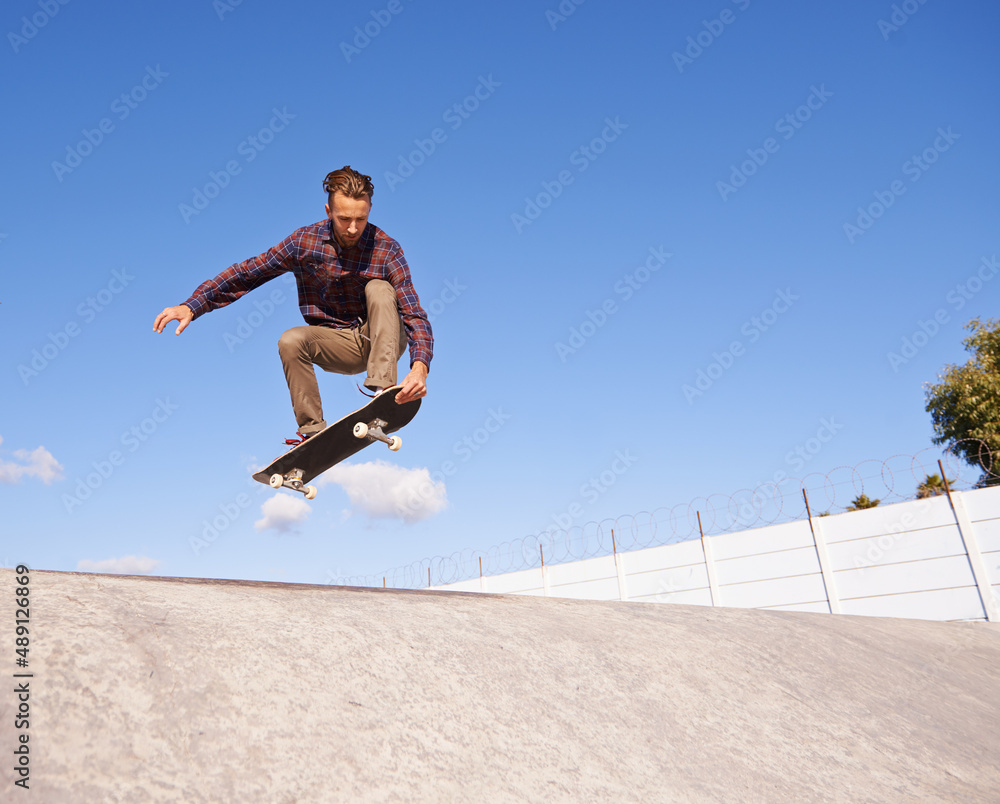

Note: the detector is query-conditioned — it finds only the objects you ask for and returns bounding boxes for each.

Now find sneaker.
[284,430,315,447]
[357,383,389,399]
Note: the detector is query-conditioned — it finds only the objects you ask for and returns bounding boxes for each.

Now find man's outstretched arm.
[154,230,299,337]
[153,304,194,335]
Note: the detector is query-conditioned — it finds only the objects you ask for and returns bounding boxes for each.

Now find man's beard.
[336,229,363,249]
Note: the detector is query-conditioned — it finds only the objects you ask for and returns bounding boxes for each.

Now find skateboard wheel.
[388,435,402,452]
[269,473,284,489]
[304,485,317,500]
[353,422,369,439]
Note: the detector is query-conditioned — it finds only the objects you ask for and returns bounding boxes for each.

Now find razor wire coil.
[333,441,997,590]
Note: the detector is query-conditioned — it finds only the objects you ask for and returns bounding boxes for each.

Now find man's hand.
[153,305,194,335]
[396,361,428,404]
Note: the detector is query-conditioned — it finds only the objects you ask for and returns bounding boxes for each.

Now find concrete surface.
[1,569,999,803]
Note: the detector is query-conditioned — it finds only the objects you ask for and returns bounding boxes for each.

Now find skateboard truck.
[268,467,318,500]
[266,419,401,501]
[352,418,402,452]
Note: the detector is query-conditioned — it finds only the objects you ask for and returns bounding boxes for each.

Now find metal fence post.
[803,489,841,614]
[612,529,630,601]
[939,462,999,622]
[698,512,721,607]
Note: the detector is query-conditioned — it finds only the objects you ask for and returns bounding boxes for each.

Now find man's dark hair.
[323,166,374,203]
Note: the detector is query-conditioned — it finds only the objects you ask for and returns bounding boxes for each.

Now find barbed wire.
[333,441,997,590]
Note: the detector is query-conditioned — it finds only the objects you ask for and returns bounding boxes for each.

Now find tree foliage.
[925,317,1000,486]
[916,473,956,498]
[847,494,880,510]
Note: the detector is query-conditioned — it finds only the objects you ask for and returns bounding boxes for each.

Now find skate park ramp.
[2,569,999,803]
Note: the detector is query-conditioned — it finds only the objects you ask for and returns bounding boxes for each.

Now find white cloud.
[0,436,63,485]
[255,493,312,532]
[320,460,447,524]
[77,555,161,575]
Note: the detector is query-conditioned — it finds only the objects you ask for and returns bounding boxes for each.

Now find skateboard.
[252,385,421,500]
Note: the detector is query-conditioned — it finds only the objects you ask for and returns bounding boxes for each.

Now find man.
[153,166,432,441]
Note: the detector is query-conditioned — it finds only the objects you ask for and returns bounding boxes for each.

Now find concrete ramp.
[2,569,999,802]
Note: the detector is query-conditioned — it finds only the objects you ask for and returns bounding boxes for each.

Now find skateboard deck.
[252,385,420,499]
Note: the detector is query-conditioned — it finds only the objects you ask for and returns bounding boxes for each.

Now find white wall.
[432,486,1000,623]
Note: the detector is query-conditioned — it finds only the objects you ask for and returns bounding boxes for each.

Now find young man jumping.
[153,166,433,441]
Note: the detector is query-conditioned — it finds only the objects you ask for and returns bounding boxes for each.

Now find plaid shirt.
[183,219,433,368]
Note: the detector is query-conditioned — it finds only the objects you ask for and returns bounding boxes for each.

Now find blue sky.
[2,0,998,586]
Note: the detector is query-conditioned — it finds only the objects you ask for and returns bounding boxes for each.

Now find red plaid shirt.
[183,219,433,368]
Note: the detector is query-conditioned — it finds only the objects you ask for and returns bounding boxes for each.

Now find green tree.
[847,494,880,510]
[916,473,953,498]
[925,317,1000,486]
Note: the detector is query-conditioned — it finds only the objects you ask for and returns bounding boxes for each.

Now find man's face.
[326,192,371,250]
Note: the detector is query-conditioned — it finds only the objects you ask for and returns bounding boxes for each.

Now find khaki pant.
[277,280,407,434]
